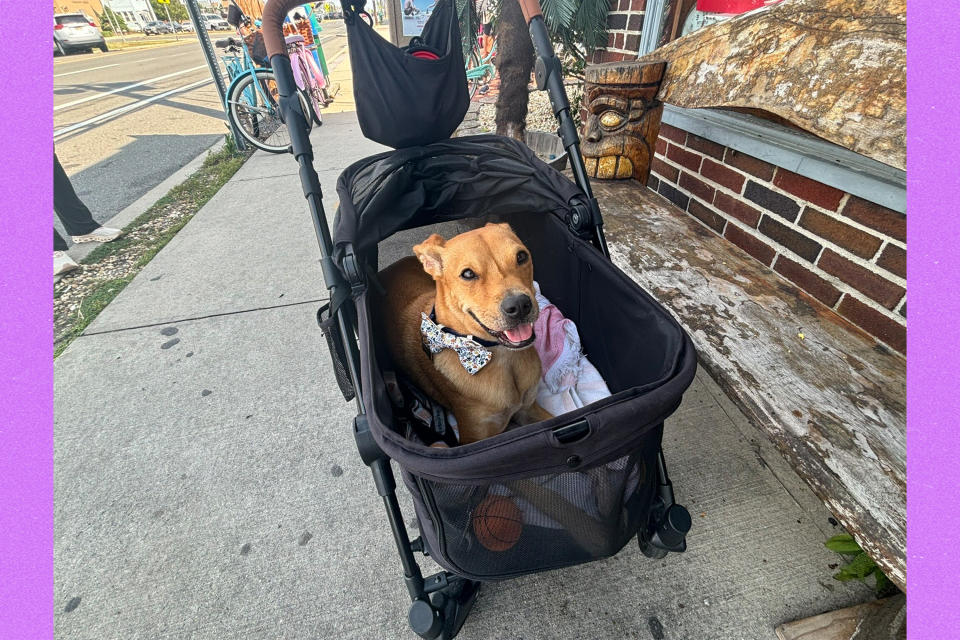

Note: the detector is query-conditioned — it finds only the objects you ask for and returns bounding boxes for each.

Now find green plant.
[456,0,480,60]
[97,7,128,34]
[540,0,610,61]
[824,534,899,597]
[466,0,609,63]
[221,133,240,157]
[149,0,189,22]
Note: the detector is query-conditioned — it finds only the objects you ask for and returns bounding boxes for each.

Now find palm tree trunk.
[494,0,535,141]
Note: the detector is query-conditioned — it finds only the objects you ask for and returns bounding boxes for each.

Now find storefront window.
[642,0,780,54]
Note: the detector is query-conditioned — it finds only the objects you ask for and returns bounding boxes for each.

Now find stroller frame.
[260,1,692,637]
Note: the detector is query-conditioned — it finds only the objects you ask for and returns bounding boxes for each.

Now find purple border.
[907,2,959,638]
[0,2,946,639]
[0,2,53,638]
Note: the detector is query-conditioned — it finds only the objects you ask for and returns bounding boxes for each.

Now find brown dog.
[375,223,552,444]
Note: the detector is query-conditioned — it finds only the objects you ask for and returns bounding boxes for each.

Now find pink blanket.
[532,282,611,416]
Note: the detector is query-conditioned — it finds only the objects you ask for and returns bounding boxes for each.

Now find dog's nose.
[500,294,533,321]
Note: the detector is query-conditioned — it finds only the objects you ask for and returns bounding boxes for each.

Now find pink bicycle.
[286,34,328,126]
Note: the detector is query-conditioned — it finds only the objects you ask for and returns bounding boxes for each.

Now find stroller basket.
[337,137,697,580]
[401,430,664,579]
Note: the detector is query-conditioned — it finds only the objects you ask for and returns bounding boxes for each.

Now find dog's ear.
[484,222,514,233]
[413,234,446,277]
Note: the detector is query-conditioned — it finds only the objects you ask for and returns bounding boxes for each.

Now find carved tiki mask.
[581,61,666,182]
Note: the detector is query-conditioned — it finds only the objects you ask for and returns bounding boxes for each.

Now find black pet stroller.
[259,0,697,636]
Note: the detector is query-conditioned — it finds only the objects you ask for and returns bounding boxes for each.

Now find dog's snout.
[500,293,533,321]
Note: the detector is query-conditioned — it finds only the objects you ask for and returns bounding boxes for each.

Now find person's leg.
[53,154,99,236]
[54,229,68,252]
[54,153,120,243]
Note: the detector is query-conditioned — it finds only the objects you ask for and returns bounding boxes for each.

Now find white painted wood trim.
[662,105,906,214]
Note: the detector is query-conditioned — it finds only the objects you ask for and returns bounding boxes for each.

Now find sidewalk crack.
[80,298,328,336]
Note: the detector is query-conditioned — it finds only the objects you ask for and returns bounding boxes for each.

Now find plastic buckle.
[342,245,365,296]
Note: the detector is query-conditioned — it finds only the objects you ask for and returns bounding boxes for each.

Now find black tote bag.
[342,0,470,148]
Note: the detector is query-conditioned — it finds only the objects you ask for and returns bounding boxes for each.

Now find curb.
[55,38,197,60]
[107,41,194,52]
[68,137,227,263]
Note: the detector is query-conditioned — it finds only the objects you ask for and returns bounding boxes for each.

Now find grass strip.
[54,137,251,358]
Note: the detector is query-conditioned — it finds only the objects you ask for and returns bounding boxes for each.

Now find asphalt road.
[53,25,347,242]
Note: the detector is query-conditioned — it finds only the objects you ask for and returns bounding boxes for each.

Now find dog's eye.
[517,250,529,265]
[460,268,478,280]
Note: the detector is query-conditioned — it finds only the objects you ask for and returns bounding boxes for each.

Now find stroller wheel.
[638,535,669,559]
[408,577,481,639]
[409,599,443,639]
[639,503,692,559]
[433,578,481,640]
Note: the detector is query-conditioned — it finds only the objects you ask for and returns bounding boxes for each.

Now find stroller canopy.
[333,135,586,257]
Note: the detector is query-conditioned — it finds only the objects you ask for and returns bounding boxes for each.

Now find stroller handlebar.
[261,0,305,59]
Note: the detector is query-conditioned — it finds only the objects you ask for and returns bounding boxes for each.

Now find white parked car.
[202,14,230,31]
[54,13,108,55]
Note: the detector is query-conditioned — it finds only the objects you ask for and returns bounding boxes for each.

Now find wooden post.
[581,60,667,184]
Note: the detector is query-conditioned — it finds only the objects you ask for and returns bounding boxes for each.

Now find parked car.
[178,21,195,32]
[54,13,108,55]
[202,14,230,30]
[143,21,174,35]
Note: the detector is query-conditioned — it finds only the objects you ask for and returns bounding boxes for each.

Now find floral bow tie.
[420,312,492,375]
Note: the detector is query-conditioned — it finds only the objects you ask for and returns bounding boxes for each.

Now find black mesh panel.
[413,435,660,580]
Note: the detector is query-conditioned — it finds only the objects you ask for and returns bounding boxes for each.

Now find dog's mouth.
[468,310,536,349]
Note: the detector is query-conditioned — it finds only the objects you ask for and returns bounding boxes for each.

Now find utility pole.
[157,0,179,40]
[183,0,246,149]
[101,0,127,43]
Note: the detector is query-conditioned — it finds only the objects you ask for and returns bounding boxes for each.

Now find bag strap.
[341,0,373,26]
[419,0,460,53]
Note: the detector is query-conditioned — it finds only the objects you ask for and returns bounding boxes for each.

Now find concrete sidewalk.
[54,111,871,639]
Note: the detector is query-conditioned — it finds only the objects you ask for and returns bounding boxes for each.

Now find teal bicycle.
[465,39,497,99]
[217,30,314,153]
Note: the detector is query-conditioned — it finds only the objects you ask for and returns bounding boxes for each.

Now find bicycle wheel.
[466,50,482,99]
[297,57,324,127]
[227,69,312,154]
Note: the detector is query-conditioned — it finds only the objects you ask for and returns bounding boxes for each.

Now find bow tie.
[420,311,493,375]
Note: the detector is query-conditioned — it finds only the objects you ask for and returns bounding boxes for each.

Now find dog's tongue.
[504,323,533,343]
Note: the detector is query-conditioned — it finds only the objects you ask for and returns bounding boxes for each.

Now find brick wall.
[588,0,646,64]
[648,123,906,354]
